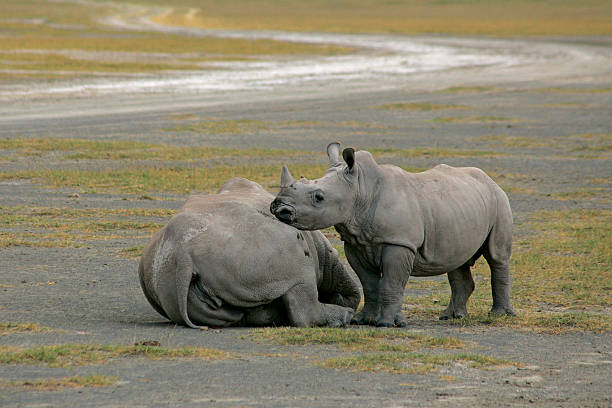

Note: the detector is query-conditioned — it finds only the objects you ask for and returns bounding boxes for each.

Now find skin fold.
[271,143,515,327]
[139,177,360,328]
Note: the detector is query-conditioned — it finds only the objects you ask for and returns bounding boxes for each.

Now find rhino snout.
[270,199,296,224]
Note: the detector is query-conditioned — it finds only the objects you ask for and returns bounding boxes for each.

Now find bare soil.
[0,35,610,407]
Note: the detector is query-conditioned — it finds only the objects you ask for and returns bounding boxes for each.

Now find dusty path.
[0,6,611,408]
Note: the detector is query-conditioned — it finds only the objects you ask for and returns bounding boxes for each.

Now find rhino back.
[375,164,503,274]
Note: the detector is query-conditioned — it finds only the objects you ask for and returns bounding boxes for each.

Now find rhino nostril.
[274,205,295,223]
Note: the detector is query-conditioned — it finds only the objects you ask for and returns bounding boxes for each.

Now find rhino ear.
[280,165,296,188]
[342,148,355,171]
[327,142,341,166]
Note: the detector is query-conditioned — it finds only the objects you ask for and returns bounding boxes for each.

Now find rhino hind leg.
[439,264,475,320]
[282,281,354,327]
[486,259,516,316]
[483,199,516,317]
[186,284,244,328]
[239,299,290,327]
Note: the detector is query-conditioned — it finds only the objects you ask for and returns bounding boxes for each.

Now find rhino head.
[271,142,376,230]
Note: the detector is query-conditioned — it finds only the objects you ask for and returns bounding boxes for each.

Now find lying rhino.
[271,143,515,327]
[139,177,360,328]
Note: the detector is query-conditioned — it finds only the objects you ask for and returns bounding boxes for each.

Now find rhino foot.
[376,312,408,328]
[489,306,516,317]
[439,301,469,320]
[325,305,354,327]
[351,310,378,326]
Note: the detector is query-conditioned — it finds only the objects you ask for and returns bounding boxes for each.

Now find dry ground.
[0,1,610,407]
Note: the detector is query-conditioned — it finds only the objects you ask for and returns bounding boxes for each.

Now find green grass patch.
[251,327,465,352]
[442,86,499,93]
[119,245,146,259]
[0,137,303,161]
[169,119,271,135]
[0,343,231,367]
[0,52,203,74]
[0,205,173,248]
[249,327,504,375]
[376,103,468,111]
[469,134,548,148]
[1,375,118,390]
[0,164,329,194]
[534,87,612,94]
[432,116,519,124]
[0,322,52,335]
[551,188,611,202]
[322,351,516,375]
[470,133,611,158]
[369,147,502,158]
[169,119,395,135]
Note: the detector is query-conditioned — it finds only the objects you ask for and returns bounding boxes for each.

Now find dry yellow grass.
[146,0,612,36]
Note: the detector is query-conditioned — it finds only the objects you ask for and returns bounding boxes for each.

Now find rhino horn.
[327,142,341,166]
[280,165,296,188]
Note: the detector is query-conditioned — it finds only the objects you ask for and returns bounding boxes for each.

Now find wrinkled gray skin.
[271,143,515,327]
[139,177,360,328]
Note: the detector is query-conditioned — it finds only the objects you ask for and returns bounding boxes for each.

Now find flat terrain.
[0,1,611,407]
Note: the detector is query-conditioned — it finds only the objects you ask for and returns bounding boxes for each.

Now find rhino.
[271,143,515,327]
[139,177,360,328]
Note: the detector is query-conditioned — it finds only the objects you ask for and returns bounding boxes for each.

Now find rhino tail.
[154,236,200,329]
[174,246,200,329]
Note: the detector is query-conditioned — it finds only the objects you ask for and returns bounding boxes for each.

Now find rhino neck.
[336,160,383,246]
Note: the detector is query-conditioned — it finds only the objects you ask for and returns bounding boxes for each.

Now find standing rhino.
[139,177,360,328]
[271,143,515,327]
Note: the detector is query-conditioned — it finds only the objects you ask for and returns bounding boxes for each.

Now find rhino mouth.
[271,201,296,224]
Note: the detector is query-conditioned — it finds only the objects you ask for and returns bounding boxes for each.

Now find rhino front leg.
[377,245,414,328]
[439,264,475,320]
[345,244,379,325]
[282,281,354,327]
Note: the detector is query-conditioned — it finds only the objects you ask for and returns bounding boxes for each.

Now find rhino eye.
[313,191,325,203]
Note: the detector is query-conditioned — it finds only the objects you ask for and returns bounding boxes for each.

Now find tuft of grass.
[469,134,548,148]
[251,327,465,352]
[169,119,270,135]
[470,133,610,159]
[2,375,119,391]
[0,322,51,335]
[0,343,231,367]
[0,164,329,194]
[119,245,146,259]
[551,188,611,202]
[534,87,612,94]
[0,137,303,161]
[249,327,507,375]
[442,86,499,93]
[432,116,519,124]
[369,147,502,158]
[0,205,173,248]
[322,351,516,375]
[376,103,468,111]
